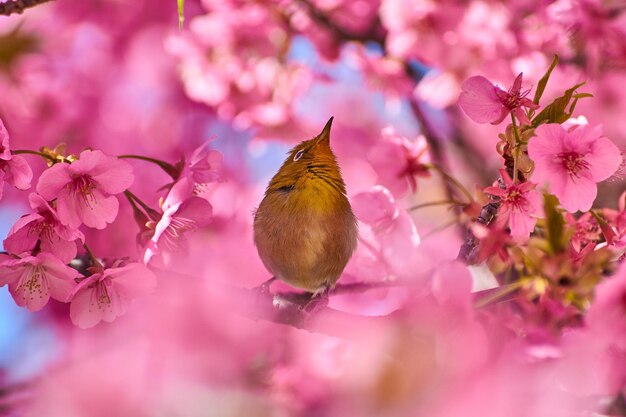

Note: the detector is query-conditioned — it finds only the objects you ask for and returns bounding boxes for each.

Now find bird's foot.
[301,285,330,313]
[254,276,277,294]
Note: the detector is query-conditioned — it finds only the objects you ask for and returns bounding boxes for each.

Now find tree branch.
[295,0,385,44]
[0,0,53,16]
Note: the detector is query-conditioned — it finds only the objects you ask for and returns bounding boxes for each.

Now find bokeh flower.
[68,262,157,329]
[143,180,213,265]
[350,186,420,280]
[368,127,430,197]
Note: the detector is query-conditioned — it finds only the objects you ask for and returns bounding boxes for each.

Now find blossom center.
[71,175,97,207]
[556,152,589,176]
[496,87,531,110]
[502,187,526,208]
[160,216,197,251]
[29,217,55,241]
[399,154,429,192]
[87,279,112,311]
[19,266,45,296]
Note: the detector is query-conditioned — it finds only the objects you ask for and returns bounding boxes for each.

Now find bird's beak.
[316,116,333,145]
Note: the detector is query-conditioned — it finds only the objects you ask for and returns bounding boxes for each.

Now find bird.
[253,117,358,295]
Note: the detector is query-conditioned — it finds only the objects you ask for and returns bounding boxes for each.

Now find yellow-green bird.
[253,117,358,294]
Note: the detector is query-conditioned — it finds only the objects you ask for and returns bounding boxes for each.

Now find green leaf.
[543,194,566,254]
[533,55,558,105]
[177,0,185,30]
[532,81,588,127]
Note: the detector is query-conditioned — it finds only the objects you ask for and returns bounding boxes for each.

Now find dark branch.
[457,178,503,264]
[295,0,385,44]
[0,0,53,16]
[155,268,516,336]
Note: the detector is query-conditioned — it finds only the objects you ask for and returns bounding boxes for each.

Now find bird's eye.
[293,150,305,161]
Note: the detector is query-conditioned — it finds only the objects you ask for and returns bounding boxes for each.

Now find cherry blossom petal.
[586,137,623,182]
[176,197,213,228]
[368,141,408,196]
[101,284,127,323]
[559,176,598,213]
[0,257,22,284]
[0,170,5,200]
[379,211,420,274]
[8,267,50,312]
[37,252,79,301]
[5,155,33,190]
[513,107,531,126]
[91,158,135,194]
[55,187,83,229]
[0,118,11,161]
[40,233,78,264]
[3,213,43,255]
[70,149,108,175]
[163,177,194,211]
[69,287,109,329]
[78,191,119,229]
[351,186,398,230]
[107,264,157,299]
[55,222,84,243]
[37,163,72,200]
[509,207,538,239]
[28,193,49,211]
[528,125,566,170]
[458,76,503,123]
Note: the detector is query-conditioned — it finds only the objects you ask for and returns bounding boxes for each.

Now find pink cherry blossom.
[0,252,79,312]
[350,186,421,280]
[68,262,157,329]
[0,119,33,199]
[587,262,626,352]
[0,155,33,200]
[348,47,415,99]
[527,123,622,213]
[368,127,431,197]
[4,193,85,263]
[564,212,600,253]
[0,117,11,161]
[602,191,626,248]
[37,150,134,229]
[470,223,511,263]
[176,143,224,199]
[143,180,213,265]
[484,170,542,239]
[459,73,540,125]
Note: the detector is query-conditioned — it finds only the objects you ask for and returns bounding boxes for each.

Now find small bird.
[253,117,358,294]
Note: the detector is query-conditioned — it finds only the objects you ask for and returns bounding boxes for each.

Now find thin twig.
[0,0,53,16]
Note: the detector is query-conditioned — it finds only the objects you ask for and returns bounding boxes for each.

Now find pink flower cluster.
[0,128,222,327]
[368,127,431,198]
[460,73,623,240]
